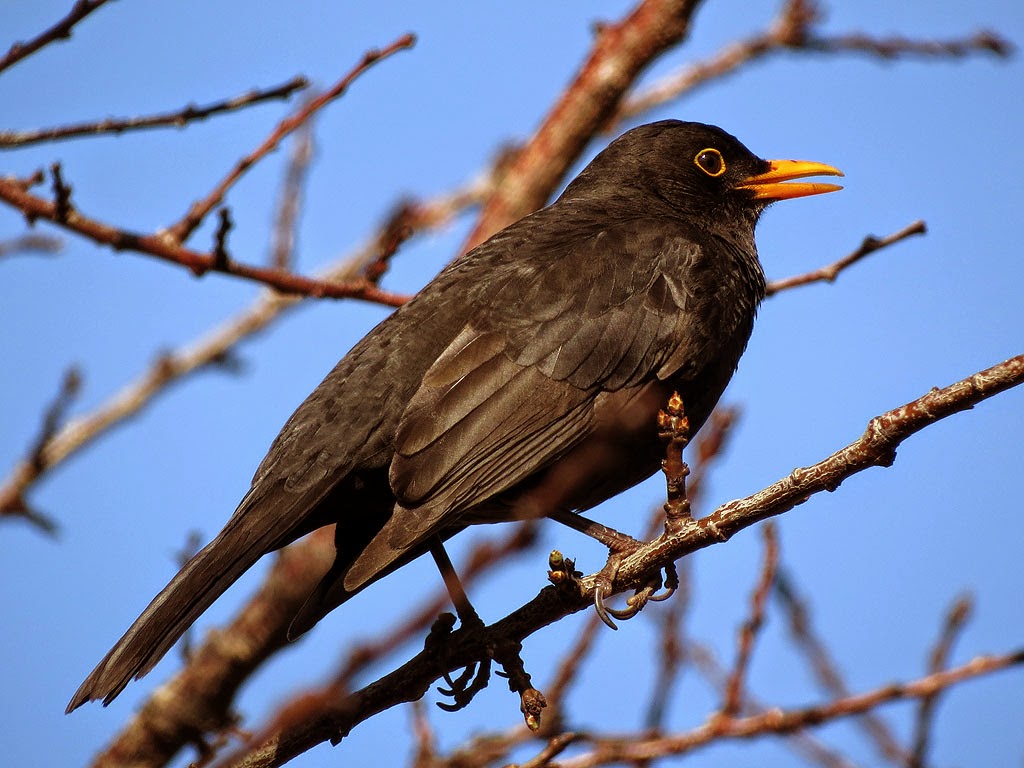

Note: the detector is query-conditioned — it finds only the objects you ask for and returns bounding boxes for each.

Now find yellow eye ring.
[694,148,726,177]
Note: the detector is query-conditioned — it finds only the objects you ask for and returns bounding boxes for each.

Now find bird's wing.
[383,225,705,552]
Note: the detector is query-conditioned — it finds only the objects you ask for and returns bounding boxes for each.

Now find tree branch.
[163,33,415,245]
[556,648,1024,768]
[0,77,309,149]
[766,220,926,296]
[0,0,112,75]
[0,168,411,303]
[463,0,703,250]
[214,353,1024,767]
[0,173,492,527]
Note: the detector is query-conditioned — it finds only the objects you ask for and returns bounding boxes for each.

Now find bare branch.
[689,642,864,768]
[0,77,310,149]
[561,648,1024,768]
[0,0,113,75]
[774,570,910,765]
[164,34,415,245]
[210,354,1024,766]
[0,232,62,258]
[269,127,314,272]
[0,366,80,532]
[767,220,927,296]
[0,173,492,525]
[0,169,411,303]
[617,0,1012,123]
[721,522,778,716]
[909,594,973,768]
[464,0,702,250]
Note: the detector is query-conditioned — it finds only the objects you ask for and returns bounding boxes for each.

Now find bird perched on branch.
[68,120,841,711]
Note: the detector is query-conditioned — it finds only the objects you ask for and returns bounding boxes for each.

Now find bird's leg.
[427,539,492,711]
[547,392,693,628]
[429,538,483,629]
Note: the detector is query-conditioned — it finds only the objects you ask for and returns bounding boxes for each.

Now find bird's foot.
[425,611,493,712]
[593,549,679,630]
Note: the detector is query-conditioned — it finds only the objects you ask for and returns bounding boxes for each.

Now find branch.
[909,594,973,768]
[0,366,80,532]
[0,77,309,149]
[721,522,778,716]
[89,526,536,768]
[0,168,411,303]
[616,0,1012,123]
[766,220,926,296]
[0,232,62,258]
[557,648,1024,768]
[164,33,415,244]
[218,354,1024,766]
[463,0,702,250]
[0,0,112,75]
[0,173,492,527]
[774,570,910,764]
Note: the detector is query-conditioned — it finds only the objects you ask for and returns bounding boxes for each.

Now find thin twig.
[217,355,1024,766]
[721,522,778,716]
[270,126,315,272]
[690,642,863,768]
[766,220,926,296]
[0,366,80,532]
[557,649,1024,768]
[0,232,62,258]
[0,170,410,303]
[774,570,912,765]
[0,0,112,75]
[164,33,415,244]
[909,594,973,768]
[616,0,1012,124]
[0,173,492,522]
[0,77,309,149]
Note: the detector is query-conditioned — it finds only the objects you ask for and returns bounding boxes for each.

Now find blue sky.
[1,2,1022,766]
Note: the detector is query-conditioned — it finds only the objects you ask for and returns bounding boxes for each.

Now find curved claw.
[647,563,679,603]
[593,577,619,630]
[436,658,491,712]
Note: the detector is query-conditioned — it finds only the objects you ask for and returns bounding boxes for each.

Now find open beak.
[738,159,844,201]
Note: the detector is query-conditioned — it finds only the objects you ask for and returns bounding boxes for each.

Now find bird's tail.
[66,505,283,712]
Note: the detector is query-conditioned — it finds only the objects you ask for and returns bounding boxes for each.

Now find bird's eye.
[694,148,726,177]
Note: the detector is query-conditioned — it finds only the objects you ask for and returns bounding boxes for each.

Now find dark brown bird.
[68,120,841,711]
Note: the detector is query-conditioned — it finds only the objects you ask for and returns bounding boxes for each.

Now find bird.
[67,120,841,711]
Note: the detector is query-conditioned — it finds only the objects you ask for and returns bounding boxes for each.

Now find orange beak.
[738,159,844,201]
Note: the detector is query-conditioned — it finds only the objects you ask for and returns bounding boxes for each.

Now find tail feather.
[66,514,274,712]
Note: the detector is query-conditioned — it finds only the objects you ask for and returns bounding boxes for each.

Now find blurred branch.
[617,0,1012,122]
[212,354,1024,766]
[721,522,778,717]
[766,220,927,296]
[689,642,863,768]
[270,126,315,272]
[559,647,1023,768]
[0,366,80,532]
[463,0,703,250]
[774,570,911,764]
[0,172,492,534]
[909,594,973,768]
[0,77,310,149]
[164,33,415,245]
[0,0,112,75]
[0,232,61,258]
[0,166,412,301]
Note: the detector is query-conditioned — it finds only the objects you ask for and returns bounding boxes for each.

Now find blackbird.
[68,120,841,711]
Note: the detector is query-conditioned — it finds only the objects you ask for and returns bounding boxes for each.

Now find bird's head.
[564,120,843,226]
